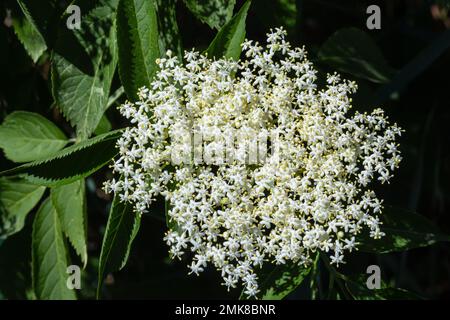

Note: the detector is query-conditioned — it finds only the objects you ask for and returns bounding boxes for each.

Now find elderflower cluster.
[104,27,402,297]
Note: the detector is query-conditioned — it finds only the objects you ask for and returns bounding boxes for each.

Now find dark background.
[0,0,449,299]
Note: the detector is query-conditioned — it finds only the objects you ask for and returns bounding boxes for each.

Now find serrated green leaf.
[16,0,58,46]
[205,0,251,60]
[0,130,122,187]
[318,27,396,83]
[52,0,119,140]
[156,0,183,59]
[116,0,160,100]
[12,14,46,63]
[97,194,141,298]
[0,177,45,239]
[0,111,68,163]
[51,180,87,266]
[358,206,450,253]
[183,0,236,30]
[32,197,76,300]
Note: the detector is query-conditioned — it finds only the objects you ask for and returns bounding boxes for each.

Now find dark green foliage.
[0,130,122,187]
[0,0,449,301]
[97,194,141,297]
[116,0,159,100]
[205,0,251,60]
[357,206,450,253]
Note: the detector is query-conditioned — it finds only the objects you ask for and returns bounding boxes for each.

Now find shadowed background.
[0,0,449,299]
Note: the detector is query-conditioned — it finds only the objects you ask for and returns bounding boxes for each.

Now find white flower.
[104,27,403,297]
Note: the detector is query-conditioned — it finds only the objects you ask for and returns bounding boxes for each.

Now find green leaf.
[0,177,45,239]
[52,0,119,140]
[309,252,321,300]
[183,0,236,30]
[94,115,112,135]
[241,262,311,300]
[345,275,422,300]
[317,27,396,83]
[51,180,87,266]
[116,0,160,100]
[205,0,251,60]
[358,206,450,253]
[97,194,141,297]
[16,0,58,46]
[12,13,47,63]
[0,111,68,163]
[156,0,183,59]
[32,197,76,299]
[0,130,122,187]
